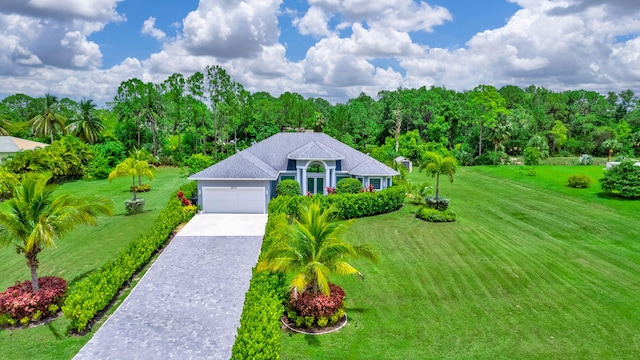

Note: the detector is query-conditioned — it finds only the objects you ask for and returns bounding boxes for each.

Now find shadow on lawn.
[304,334,321,347]
[596,192,639,201]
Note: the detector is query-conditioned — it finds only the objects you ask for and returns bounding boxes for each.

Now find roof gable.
[287,141,345,160]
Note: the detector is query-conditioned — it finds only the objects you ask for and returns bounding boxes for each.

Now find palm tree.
[67,99,104,144]
[128,147,155,186]
[29,94,67,143]
[419,151,457,201]
[108,157,154,200]
[257,202,378,296]
[0,173,113,292]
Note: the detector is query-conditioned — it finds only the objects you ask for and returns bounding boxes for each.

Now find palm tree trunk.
[26,250,40,292]
[435,173,440,201]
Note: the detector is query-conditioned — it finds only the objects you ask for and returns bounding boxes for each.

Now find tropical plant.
[419,151,457,200]
[108,157,154,201]
[600,161,640,198]
[128,147,156,185]
[0,166,19,198]
[29,94,67,142]
[257,202,377,297]
[0,116,10,135]
[0,173,113,292]
[67,99,104,144]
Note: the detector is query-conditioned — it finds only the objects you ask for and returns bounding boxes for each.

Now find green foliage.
[600,161,640,198]
[62,182,197,333]
[415,207,457,222]
[523,146,542,165]
[419,151,457,200]
[567,174,592,188]
[475,151,508,165]
[276,179,301,197]
[184,153,214,174]
[124,198,146,214]
[84,141,126,180]
[407,182,432,205]
[336,177,363,194]
[268,186,406,220]
[108,157,154,201]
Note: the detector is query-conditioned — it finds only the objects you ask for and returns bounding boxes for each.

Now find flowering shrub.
[361,184,375,193]
[325,187,336,194]
[285,284,346,328]
[0,276,67,327]
[130,184,151,193]
[176,190,192,206]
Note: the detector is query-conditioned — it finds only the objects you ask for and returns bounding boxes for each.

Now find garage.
[201,187,266,214]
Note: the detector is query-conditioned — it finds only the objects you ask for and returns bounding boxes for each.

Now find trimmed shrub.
[600,161,640,198]
[425,196,450,211]
[276,179,301,197]
[523,147,542,165]
[567,174,592,188]
[63,182,197,333]
[0,276,67,327]
[416,207,457,222]
[336,178,363,194]
[124,198,146,214]
[577,154,593,165]
[130,184,151,193]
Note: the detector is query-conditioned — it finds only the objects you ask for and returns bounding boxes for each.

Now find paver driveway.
[74,214,268,360]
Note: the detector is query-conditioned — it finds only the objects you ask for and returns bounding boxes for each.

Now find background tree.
[29,94,67,142]
[0,173,113,292]
[67,99,104,144]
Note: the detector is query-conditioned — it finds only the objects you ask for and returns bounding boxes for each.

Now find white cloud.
[293,6,330,37]
[0,0,124,21]
[142,17,167,41]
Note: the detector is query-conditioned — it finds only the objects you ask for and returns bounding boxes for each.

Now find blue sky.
[1,0,639,105]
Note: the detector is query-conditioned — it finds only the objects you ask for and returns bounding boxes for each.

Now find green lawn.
[0,166,190,359]
[281,166,640,359]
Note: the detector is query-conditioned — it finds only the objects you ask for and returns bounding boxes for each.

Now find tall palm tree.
[258,202,378,296]
[0,173,113,292]
[419,151,457,201]
[29,94,67,143]
[67,99,104,144]
[108,157,154,200]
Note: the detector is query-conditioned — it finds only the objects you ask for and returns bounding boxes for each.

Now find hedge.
[62,181,197,333]
[268,185,406,219]
[231,187,405,358]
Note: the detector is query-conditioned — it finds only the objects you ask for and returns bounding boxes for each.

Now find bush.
[577,154,593,165]
[600,161,640,198]
[416,207,457,222]
[276,179,301,197]
[425,196,450,211]
[287,284,345,327]
[63,182,197,333]
[475,151,508,165]
[184,153,214,175]
[523,147,542,165]
[124,198,146,214]
[268,186,406,220]
[567,174,592,188]
[0,276,67,327]
[336,178,363,194]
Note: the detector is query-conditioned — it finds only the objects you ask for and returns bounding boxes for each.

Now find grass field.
[0,167,190,359]
[281,166,640,359]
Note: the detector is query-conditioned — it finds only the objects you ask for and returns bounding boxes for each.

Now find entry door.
[307,176,324,194]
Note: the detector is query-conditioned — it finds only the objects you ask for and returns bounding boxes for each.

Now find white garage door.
[202,187,266,214]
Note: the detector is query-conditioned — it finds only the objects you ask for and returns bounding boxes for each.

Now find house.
[188,132,399,214]
[0,136,49,162]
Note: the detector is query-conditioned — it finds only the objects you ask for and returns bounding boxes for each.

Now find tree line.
[1,64,639,176]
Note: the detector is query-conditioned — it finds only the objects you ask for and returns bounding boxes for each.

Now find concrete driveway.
[74,214,268,360]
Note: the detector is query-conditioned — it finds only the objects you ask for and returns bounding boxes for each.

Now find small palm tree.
[29,94,67,143]
[108,157,154,200]
[0,173,113,292]
[258,202,378,296]
[67,99,104,144]
[419,151,457,201]
[128,148,156,186]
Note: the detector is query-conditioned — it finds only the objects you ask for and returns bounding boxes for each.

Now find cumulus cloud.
[0,0,124,21]
[142,17,166,41]
[182,0,281,59]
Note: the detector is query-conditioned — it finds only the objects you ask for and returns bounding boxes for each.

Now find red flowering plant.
[0,276,67,327]
[176,190,192,206]
[325,187,336,194]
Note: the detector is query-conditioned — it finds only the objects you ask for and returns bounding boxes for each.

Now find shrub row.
[231,213,287,360]
[416,207,457,222]
[62,181,197,333]
[0,276,67,327]
[268,185,406,219]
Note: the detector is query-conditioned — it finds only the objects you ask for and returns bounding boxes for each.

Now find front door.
[307,175,324,195]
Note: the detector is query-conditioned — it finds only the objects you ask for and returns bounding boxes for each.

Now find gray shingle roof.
[189,132,398,180]
[287,141,345,160]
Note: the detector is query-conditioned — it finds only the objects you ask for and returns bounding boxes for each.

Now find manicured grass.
[0,167,190,359]
[281,167,640,359]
